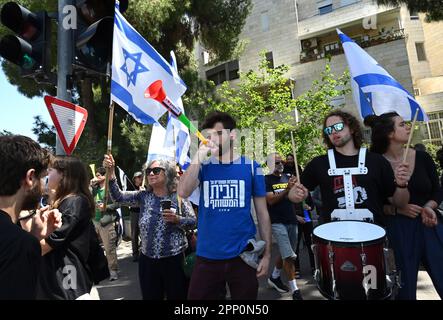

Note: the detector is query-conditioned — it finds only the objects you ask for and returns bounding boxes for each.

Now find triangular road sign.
[44,96,88,155]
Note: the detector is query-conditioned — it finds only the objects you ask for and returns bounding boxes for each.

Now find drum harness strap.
[326,148,371,299]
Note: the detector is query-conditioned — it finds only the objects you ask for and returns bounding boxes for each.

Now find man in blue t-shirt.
[179,111,272,300]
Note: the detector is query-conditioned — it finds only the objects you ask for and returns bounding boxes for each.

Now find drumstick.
[402,108,419,164]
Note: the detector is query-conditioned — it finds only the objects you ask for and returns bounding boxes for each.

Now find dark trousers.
[130,210,140,257]
[138,253,187,300]
[188,256,258,300]
[295,221,315,271]
[386,215,443,300]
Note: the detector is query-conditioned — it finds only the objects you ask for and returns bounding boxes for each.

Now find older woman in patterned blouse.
[103,154,196,300]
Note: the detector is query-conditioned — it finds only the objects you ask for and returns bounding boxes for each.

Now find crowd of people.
[1,109,442,300]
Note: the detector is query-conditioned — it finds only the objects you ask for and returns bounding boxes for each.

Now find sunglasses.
[146,167,165,175]
[324,122,345,135]
[275,161,283,165]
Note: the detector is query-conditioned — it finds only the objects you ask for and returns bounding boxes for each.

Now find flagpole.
[290,132,300,182]
[104,61,115,211]
[402,108,419,164]
[103,101,115,211]
[172,124,183,216]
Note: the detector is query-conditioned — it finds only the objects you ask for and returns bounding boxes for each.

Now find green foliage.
[1,0,249,173]
[208,53,350,166]
[375,0,443,22]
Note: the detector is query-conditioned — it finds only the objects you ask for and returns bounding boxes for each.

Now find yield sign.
[44,96,88,155]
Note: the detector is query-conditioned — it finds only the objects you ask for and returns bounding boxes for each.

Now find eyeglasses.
[323,122,345,135]
[146,167,165,175]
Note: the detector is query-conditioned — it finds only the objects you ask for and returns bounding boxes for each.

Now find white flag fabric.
[164,51,192,169]
[147,122,175,164]
[117,166,128,192]
[111,2,187,124]
[337,29,428,121]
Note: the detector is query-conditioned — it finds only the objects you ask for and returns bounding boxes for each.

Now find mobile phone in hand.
[160,200,172,211]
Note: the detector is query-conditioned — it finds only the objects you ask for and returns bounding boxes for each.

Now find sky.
[0,68,53,140]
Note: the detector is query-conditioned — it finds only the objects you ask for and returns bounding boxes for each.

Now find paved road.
[91,239,440,300]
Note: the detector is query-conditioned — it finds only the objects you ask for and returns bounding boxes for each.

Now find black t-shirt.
[265,174,298,225]
[0,210,41,300]
[301,149,396,225]
[408,151,442,207]
[37,195,93,300]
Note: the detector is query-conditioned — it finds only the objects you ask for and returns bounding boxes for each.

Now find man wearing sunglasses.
[265,153,303,300]
[289,110,410,226]
[179,111,272,300]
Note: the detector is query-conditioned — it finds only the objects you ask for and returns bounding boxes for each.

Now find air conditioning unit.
[301,38,318,50]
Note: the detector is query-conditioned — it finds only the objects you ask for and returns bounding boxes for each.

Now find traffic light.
[0,2,51,78]
[73,0,128,75]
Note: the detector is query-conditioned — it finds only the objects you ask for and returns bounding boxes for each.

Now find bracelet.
[394,180,408,188]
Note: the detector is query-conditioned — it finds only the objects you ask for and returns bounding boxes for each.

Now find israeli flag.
[164,51,191,170]
[337,29,428,121]
[147,122,175,163]
[111,2,187,124]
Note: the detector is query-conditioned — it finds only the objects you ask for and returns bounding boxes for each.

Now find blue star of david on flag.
[120,48,149,87]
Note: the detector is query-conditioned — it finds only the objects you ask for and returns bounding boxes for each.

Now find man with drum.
[289,110,410,226]
[288,110,411,300]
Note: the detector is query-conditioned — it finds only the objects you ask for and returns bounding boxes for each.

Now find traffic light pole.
[56,0,73,155]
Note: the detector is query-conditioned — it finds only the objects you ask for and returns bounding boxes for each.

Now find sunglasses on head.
[324,122,345,135]
[146,167,165,175]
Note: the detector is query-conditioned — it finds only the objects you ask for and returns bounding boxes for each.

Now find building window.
[413,88,421,96]
[415,42,427,61]
[410,10,419,20]
[319,4,333,15]
[205,60,239,85]
[265,51,274,69]
[261,12,269,32]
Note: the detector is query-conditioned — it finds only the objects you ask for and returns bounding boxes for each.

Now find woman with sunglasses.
[364,112,443,300]
[103,154,196,300]
[36,156,97,300]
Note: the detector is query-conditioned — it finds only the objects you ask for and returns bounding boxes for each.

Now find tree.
[1,0,250,174]
[376,0,443,22]
[208,53,350,167]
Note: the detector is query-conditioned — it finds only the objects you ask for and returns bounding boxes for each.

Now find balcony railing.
[300,28,405,64]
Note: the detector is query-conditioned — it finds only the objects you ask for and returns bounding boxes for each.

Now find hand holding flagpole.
[145,80,208,145]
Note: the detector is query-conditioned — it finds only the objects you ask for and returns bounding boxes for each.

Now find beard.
[21,181,43,211]
[332,134,352,148]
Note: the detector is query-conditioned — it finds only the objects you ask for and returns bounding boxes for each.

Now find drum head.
[313,221,386,244]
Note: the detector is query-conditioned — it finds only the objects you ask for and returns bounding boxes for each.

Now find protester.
[178,111,272,300]
[365,112,443,299]
[289,110,410,227]
[33,156,99,299]
[283,154,296,175]
[128,171,143,262]
[0,135,62,299]
[265,153,303,300]
[91,167,120,280]
[104,156,196,300]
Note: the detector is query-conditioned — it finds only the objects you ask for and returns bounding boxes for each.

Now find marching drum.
[312,221,393,300]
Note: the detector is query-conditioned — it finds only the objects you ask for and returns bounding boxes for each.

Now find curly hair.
[322,110,363,149]
[144,159,178,194]
[363,112,398,154]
